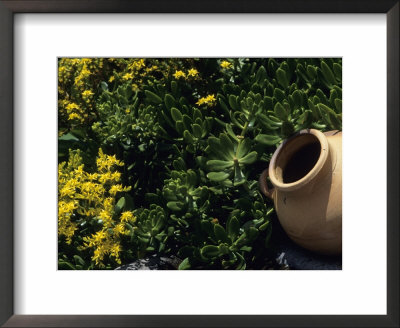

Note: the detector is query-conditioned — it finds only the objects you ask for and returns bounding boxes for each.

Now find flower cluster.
[107,58,160,92]
[196,94,216,107]
[173,68,199,80]
[58,58,105,129]
[58,57,342,270]
[58,148,134,268]
[58,58,163,133]
[220,60,232,69]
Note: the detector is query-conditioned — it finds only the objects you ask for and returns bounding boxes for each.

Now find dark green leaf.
[255,134,281,146]
[207,160,234,171]
[238,151,257,165]
[145,90,162,104]
[59,133,79,142]
[167,201,184,211]
[200,245,220,259]
[164,93,175,110]
[227,217,240,242]
[115,197,126,214]
[178,257,191,270]
[191,123,203,138]
[274,102,287,120]
[207,171,230,182]
[214,224,228,243]
[171,107,183,122]
[276,68,289,88]
[321,60,336,85]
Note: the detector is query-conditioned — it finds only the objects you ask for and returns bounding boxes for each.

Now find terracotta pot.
[259,129,342,255]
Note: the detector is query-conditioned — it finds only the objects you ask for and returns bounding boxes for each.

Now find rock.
[115,254,181,270]
[115,219,341,270]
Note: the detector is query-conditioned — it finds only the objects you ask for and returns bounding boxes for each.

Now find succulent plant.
[58,57,342,270]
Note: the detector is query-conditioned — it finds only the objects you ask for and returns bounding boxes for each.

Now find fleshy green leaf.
[214,224,228,243]
[334,99,342,113]
[227,217,240,241]
[164,94,175,110]
[274,102,287,120]
[321,60,336,85]
[145,90,162,104]
[238,151,257,165]
[255,65,267,84]
[255,134,281,146]
[115,197,126,214]
[201,245,220,259]
[219,133,235,156]
[178,257,191,270]
[228,95,239,111]
[183,130,195,143]
[236,138,251,159]
[276,68,289,89]
[333,63,342,80]
[73,255,85,266]
[59,133,79,141]
[191,123,203,138]
[273,88,285,103]
[207,171,230,182]
[233,164,246,186]
[170,107,183,122]
[167,201,184,211]
[207,160,234,171]
[306,65,317,79]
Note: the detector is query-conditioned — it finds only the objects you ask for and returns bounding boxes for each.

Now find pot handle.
[259,168,274,200]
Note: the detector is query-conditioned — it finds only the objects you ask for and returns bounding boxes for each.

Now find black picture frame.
[0,1,398,327]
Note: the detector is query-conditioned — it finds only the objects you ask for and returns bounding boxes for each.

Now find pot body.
[266,129,342,255]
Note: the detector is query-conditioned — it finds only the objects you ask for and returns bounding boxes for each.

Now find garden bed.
[58,58,342,270]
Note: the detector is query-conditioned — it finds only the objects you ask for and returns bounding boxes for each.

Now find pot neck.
[268,129,330,192]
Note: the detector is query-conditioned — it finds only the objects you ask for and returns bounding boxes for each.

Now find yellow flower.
[103,197,114,212]
[92,246,105,265]
[60,184,76,198]
[173,70,186,79]
[187,68,199,77]
[113,223,127,236]
[196,98,206,106]
[111,171,122,181]
[196,94,216,107]
[82,90,94,98]
[206,94,216,102]
[110,244,122,264]
[128,59,145,71]
[66,102,80,113]
[74,66,91,87]
[109,184,131,196]
[81,58,92,65]
[220,60,232,69]
[98,210,112,224]
[120,211,134,223]
[58,148,133,268]
[146,65,158,73]
[96,148,124,172]
[93,230,107,243]
[109,76,115,82]
[68,112,82,121]
[122,72,133,81]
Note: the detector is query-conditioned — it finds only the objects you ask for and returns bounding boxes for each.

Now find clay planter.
[259,129,342,255]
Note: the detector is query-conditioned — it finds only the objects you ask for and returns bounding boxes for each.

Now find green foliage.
[58,58,342,270]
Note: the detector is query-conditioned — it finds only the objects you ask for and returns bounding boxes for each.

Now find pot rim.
[268,129,329,192]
